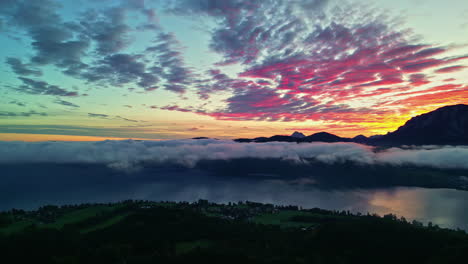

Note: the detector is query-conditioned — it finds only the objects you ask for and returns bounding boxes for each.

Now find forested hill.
[1,200,468,263]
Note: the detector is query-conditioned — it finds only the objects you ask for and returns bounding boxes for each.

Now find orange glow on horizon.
[0,133,163,142]
[0,101,466,142]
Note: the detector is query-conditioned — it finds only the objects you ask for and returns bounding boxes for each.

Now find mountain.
[291,131,306,138]
[303,132,350,142]
[250,135,299,143]
[376,104,468,145]
[234,132,350,143]
[233,104,468,145]
[353,134,368,143]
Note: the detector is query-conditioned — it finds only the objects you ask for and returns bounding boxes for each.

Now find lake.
[2,163,468,231]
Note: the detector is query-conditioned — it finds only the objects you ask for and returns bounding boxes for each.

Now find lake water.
[2,164,468,231]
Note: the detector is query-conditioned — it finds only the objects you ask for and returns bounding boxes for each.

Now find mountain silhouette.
[291,131,306,138]
[303,132,350,142]
[234,132,349,143]
[233,104,468,145]
[376,104,468,145]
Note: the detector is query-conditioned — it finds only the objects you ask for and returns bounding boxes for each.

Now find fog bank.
[0,139,467,171]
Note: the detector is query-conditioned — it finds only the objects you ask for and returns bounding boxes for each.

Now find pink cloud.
[435,65,467,73]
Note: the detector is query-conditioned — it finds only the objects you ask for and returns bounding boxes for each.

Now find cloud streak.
[0,110,47,117]
[16,77,78,97]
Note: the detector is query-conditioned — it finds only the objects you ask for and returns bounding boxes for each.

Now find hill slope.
[377,104,468,145]
[2,201,468,263]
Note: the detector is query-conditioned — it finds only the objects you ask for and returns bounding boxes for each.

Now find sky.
[0,0,467,141]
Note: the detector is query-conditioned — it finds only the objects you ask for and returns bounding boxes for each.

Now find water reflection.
[134,180,468,230]
[367,188,468,229]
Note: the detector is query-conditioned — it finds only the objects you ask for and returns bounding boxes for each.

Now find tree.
[0,214,11,227]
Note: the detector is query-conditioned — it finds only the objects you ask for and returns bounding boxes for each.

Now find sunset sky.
[1,0,467,141]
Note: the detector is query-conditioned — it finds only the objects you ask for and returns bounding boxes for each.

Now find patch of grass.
[43,204,122,229]
[0,220,34,235]
[1,204,125,234]
[175,239,213,255]
[252,210,315,228]
[81,213,130,233]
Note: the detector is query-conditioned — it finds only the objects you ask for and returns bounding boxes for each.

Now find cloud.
[0,0,89,75]
[160,0,468,125]
[9,100,26,107]
[115,116,139,122]
[0,110,47,117]
[75,26,192,92]
[166,0,326,65]
[5,57,42,76]
[0,0,190,94]
[15,77,79,97]
[382,88,468,108]
[435,65,467,74]
[79,7,130,56]
[408,74,430,86]
[145,32,194,93]
[88,113,140,123]
[88,113,109,118]
[378,146,468,169]
[81,53,159,89]
[55,99,79,108]
[0,140,467,172]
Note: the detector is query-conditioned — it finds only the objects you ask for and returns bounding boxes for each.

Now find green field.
[81,213,130,233]
[175,239,214,255]
[252,210,314,227]
[0,203,355,235]
[0,219,35,235]
[43,205,119,229]
[0,204,128,234]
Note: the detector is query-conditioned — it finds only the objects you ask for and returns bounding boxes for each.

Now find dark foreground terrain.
[1,200,468,263]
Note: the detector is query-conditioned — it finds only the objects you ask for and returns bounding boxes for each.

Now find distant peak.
[353,135,368,140]
[310,131,335,136]
[291,131,306,138]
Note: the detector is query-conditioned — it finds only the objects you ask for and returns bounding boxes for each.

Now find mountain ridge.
[232,104,468,145]
[376,104,468,145]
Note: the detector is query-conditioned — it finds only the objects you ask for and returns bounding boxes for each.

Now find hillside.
[1,201,468,263]
[377,104,468,145]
